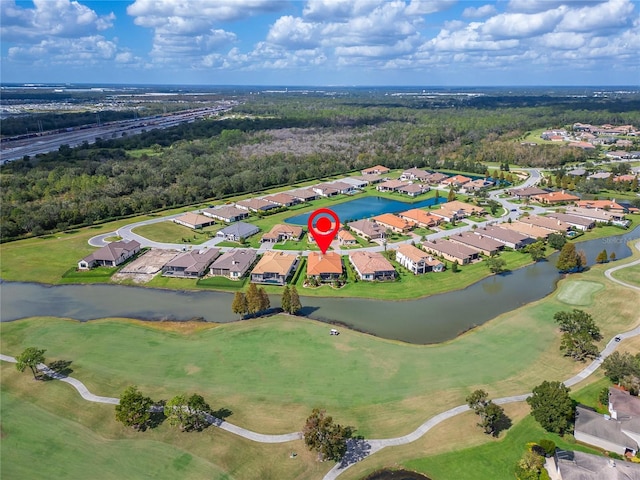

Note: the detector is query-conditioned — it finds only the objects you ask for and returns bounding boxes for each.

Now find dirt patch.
[112,249,179,283]
[184,364,202,375]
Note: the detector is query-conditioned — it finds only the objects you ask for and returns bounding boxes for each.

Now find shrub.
[539,469,551,480]
[538,439,556,456]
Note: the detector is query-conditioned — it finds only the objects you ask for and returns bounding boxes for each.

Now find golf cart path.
[604,240,640,292]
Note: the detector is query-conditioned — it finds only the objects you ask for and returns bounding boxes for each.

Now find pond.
[361,469,431,480]
[1,226,637,344]
[285,196,446,225]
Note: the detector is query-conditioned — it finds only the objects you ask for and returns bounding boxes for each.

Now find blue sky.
[1,0,638,86]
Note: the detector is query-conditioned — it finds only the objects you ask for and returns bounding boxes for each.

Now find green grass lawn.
[556,280,604,306]
[403,415,601,480]
[611,264,640,287]
[132,221,221,245]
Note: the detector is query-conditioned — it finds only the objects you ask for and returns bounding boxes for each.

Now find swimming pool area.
[285,196,447,225]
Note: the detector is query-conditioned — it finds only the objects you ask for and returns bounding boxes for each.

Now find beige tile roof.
[396,243,429,263]
[373,213,414,231]
[307,252,343,276]
[399,208,440,226]
[251,251,298,275]
[349,251,395,275]
[174,212,214,228]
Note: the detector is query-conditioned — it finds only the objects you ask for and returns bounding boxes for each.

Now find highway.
[0,104,236,164]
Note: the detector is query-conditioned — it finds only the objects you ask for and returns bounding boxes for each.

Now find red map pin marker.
[308,208,340,254]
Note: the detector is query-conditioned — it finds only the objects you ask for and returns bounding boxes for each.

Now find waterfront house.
[236,198,279,213]
[546,212,595,231]
[473,225,534,250]
[398,183,429,197]
[376,179,410,192]
[349,251,396,281]
[347,219,386,241]
[548,450,640,480]
[162,248,220,278]
[398,209,440,228]
[400,167,430,182]
[288,188,318,202]
[78,240,141,270]
[261,224,304,243]
[306,252,343,282]
[422,239,479,265]
[312,183,340,197]
[395,244,443,275]
[372,213,414,233]
[441,175,472,187]
[250,251,299,285]
[518,214,571,233]
[500,221,553,239]
[263,192,299,207]
[448,231,503,256]
[209,249,257,279]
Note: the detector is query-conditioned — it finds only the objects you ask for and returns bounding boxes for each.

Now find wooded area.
[2,95,639,240]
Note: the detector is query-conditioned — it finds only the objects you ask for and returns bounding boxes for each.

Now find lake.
[1,226,637,344]
[286,196,447,225]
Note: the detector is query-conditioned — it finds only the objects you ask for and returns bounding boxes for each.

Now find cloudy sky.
[1,0,639,86]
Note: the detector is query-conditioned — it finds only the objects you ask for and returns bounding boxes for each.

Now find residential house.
[340,177,368,189]
[372,213,414,233]
[614,175,638,183]
[576,200,626,212]
[448,231,503,256]
[565,206,629,226]
[250,251,299,285]
[398,209,440,228]
[348,219,386,240]
[216,222,260,242]
[441,174,472,187]
[209,249,257,279]
[328,181,355,194]
[398,183,429,197]
[361,165,390,175]
[548,450,640,480]
[587,172,612,180]
[337,229,357,246]
[518,215,571,233]
[162,248,220,278]
[306,252,343,282]
[376,179,410,192]
[78,240,141,270]
[350,174,384,185]
[507,186,548,199]
[574,388,640,456]
[263,192,298,207]
[202,205,248,223]
[473,225,534,250]
[400,167,430,182]
[348,251,396,281]
[395,244,443,274]
[433,200,486,222]
[173,212,216,229]
[567,168,587,177]
[261,224,304,243]
[545,212,595,231]
[531,190,580,205]
[423,239,479,265]
[236,198,279,213]
[425,172,449,184]
[500,221,553,239]
[312,183,340,197]
[288,188,318,202]
[462,178,494,193]
[568,141,596,150]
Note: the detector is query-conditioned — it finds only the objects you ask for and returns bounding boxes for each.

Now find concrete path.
[0,353,299,444]
[604,240,640,292]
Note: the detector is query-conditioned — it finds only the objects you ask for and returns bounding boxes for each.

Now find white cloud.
[8,36,117,65]
[557,0,635,33]
[0,0,115,41]
[302,0,381,21]
[462,4,497,19]
[404,0,456,16]
[127,0,284,24]
[267,16,320,49]
[426,23,520,52]
[481,8,566,38]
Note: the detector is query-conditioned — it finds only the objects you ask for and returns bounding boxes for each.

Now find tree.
[595,249,609,264]
[487,199,500,215]
[16,347,46,380]
[466,389,506,436]
[527,241,546,262]
[303,408,354,462]
[245,283,261,316]
[281,285,291,313]
[231,291,247,319]
[486,256,507,274]
[527,381,574,434]
[115,386,153,431]
[289,286,302,315]
[258,286,270,312]
[554,309,602,361]
[556,242,581,272]
[447,187,456,202]
[165,393,212,432]
[610,251,617,262]
[451,261,459,273]
[547,233,566,250]
[602,351,640,384]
